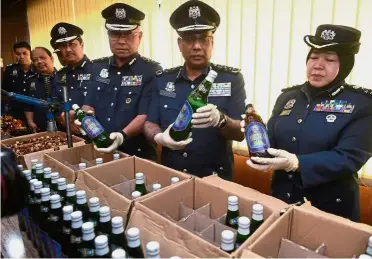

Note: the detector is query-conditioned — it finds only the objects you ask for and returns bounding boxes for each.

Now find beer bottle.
[244,101,272,159]
[31,159,38,179]
[66,183,77,210]
[170,70,218,141]
[69,211,84,258]
[97,206,111,237]
[18,170,31,232]
[250,204,264,235]
[95,235,111,258]
[126,227,145,258]
[57,178,67,206]
[146,241,160,258]
[50,172,60,195]
[132,191,142,200]
[225,196,239,229]
[366,236,372,256]
[96,158,103,165]
[135,172,147,195]
[31,181,44,254]
[48,194,64,258]
[61,205,73,258]
[17,164,23,171]
[79,162,87,170]
[113,153,120,161]
[73,104,113,148]
[35,163,44,182]
[235,216,251,249]
[152,183,161,192]
[220,230,235,253]
[110,216,127,251]
[39,187,52,258]
[111,248,126,258]
[43,167,52,189]
[88,197,101,228]
[27,179,39,242]
[24,177,37,239]
[76,190,90,221]
[170,177,180,185]
[79,222,96,258]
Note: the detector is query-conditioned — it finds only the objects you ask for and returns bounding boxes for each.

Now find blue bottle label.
[40,230,52,258]
[229,217,238,226]
[245,122,270,153]
[23,208,29,232]
[50,238,63,258]
[81,116,104,138]
[173,101,193,131]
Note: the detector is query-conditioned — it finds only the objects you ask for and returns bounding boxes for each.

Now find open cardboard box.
[45,143,128,172]
[246,206,372,258]
[43,154,75,184]
[136,177,282,258]
[1,131,85,169]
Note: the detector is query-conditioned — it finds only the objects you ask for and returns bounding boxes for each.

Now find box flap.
[240,249,264,258]
[43,154,75,183]
[277,238,327,258]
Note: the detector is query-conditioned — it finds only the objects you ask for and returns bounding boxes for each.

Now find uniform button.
[73,75,75,77]
[292,137,297,142]
[183,152,187,158]
[114,88,117,91]
[23,89,26,92]
[84,87,87,89]
[191,84,195,89]
[286,193,291,198]
[71,86,74,89]
[336,198,342,203]
[107,118,111,121]
[111,103,114,106]
[220,167,223,170]
[183,169,187,173]
[23,81,25,83]
[69,98,72,101]
[97,87,100,90]
[117,72,121,75]
[164,105,168,108]
[306,104,310,108]
[129,92,132,95]
[138,149,141,152]
[297,119,303,124]
[288,174,293,179]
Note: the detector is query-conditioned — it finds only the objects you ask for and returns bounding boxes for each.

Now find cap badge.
[115,8,126,19]
[58,27,67,35]
[189,6,201,19]
[320,30,336,41]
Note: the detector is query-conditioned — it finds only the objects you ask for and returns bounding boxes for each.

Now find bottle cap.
[17,165,23,170]
[66,183,75,192]
[170,177,179,184]
[96,158,103,164]
[31,159,38,164]
[221,230,234,243]
[369,235,372,246]
[135,172,144,180]
[63,205,73,215]
[208,70,218,79]
[76,190,86,199]
[36,163,43,169]
[33,181,43,190]
[51,172,59,180]
[50,194,61,204]
[71,211,83,221]
[89,197,100,207]
[44,167,52,173]
[99,206,110,217]
[252,203,264,214]
[146,241,160,256]
[228,195,238,206]
[132,191,142,199]
[111,216,123,228]
[57,178,67,190]
[41,187,50,196]
[112,249,126,258]
[72,104,80,110]
[82,222,94,233]
[126,227,140,241]
[95,235,108,249]
[113,153,120,160]
[23,170,31,180]
[238,216,250,228]
[79,162,87,169]
[152,183,161,191]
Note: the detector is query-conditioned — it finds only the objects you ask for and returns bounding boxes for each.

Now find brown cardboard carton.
[248,206,372,258]
[138,178,282,257]
[43,154,75,183]
[1,131,85,168]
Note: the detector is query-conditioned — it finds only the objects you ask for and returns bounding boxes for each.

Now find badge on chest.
[78,74,91,81]
[121,75,142,86]
[208,82,232,97]
[160,82,176,98]
[313,100,355,114]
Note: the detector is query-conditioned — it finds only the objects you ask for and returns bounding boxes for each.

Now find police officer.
[24,47,57,132]
[50,39,67,67]
[79,3,161,160]
[50,22,93,134]
[244,24,372,222]
[144,0,246,180]
[2,42,35,122]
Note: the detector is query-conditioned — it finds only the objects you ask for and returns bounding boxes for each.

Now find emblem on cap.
[58,27,67,35]
[189,6,201,19]
[115,8,126,19]
[320,30,336,41]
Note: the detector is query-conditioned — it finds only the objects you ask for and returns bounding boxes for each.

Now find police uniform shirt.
[24,73,58,132]
[147,64,246,180]
[84,54,161,157]
[54,55,93,107]
[267,81,372,221]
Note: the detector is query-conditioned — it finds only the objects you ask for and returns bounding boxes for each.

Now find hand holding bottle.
[155,123,193,150]
[246,148,299,172]
[74,109,94,136]
[94,132,124,153]
[191,103,221,128]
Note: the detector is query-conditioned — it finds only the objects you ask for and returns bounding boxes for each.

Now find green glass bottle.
[69,211,84,258]
[110,216,128,251]
[57,178,67,206]
[95,235,111,258]
[250,204,264,235]
[35,163,44,182]
[50,172,60,195]
[66,184,77,210]
[225,196,239,229]
[79,222,96,258]
[134,172,147,195]
[235,216,251,249]
[38,187,52,258]
[76,190,90,222]
[72,104,113,148]
[18,170,31,232]
[28,180,41,246]
[88,197,100,229]
[48,194,64,258]
[61,205,73,258]
[220,230,235,253]
[170,70,218,141]
[126,227,145,258]
[31,159,38,179]
[43,167,52,189]
[97,206,111,237]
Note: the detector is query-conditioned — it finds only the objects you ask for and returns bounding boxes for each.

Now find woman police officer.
[243,24,372,222]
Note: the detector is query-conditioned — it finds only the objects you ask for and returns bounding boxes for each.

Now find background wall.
[25,0,372,176]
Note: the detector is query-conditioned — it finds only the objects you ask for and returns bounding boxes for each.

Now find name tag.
[208,83,231,97]
[121,75,142,86]
[95,76,110,84]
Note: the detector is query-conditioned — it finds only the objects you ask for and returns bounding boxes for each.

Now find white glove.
[191,104,221,128]
[246,148,299,172]
[240,114,247,133]
[74,109,95,136]
[154,123,193,150]
[94,132,124,153]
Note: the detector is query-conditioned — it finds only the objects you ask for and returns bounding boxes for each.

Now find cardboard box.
[45,143,128,172]
[1,131,85,168]
[43,155,75,184]
[137,178,281,258]
[247,206,372,258]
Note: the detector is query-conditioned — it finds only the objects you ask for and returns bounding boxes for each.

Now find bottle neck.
[238,226,250,236]
[128,238,141,248]
[72,220,83,229]
[112,226,124,235]
[221,241,234,252]
[136,179,144,185]
[96,246,109,256]
[252,212,263,221]
[228,204,238,212]
[100,215,111,223]
[83,231,95,241]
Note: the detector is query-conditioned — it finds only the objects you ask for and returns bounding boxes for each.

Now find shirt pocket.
[119,90,141,111]
[160,98,181,129]
[96,84,113,109]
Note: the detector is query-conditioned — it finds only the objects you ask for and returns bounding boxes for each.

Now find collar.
[109,53,139,71]
[36,69,57,80]
[176,63,210,82]
[301,80,346,100]
[67,55,90,71]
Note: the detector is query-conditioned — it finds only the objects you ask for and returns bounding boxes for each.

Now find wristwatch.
[120,131,129,141]
[218,112,227,129]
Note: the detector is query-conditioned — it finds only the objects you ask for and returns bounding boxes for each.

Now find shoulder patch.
[345,85,372,98]
[139,55,159,65]
[211,63,241,74]
[92,56,110,63]
[156,66,182,76]
[281,84,303,93]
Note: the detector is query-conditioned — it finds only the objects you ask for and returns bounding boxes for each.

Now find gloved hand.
[154,123,193,150]
[191,104,221,128]
[94,132,124,153]
[246,148,299,172]
[74,109,95,136]
[240,114,247,132]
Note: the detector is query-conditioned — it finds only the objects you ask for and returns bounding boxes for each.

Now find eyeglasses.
[108,31,140,41]
[180,35,213,46]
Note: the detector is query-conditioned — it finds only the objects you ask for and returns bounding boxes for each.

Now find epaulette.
[57,66,67,73]
[27,73,37,79]
[6,63,17,67]
[345,85,372,98]
[281,84,303,93]
[211,63,241,74]
[139,55,159,65]
[92,56,110,63]
[155,66,182,76]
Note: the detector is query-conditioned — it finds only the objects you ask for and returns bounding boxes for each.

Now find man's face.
[178,31,214,69]
[14,47,31,66]
[108,28,143,59]
[31,48,54,74]
[57,39,84,66]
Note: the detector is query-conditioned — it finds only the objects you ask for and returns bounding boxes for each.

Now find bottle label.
[71,235,82,244]
[81,116,104,138]
[62,226,71,235]
[173,101,193,131]
[245,122,270,153]
[40,230,52,258]
[229,217,238,226]
[79,248,95,257]
[50,238,63,258]
[50,214,59,222]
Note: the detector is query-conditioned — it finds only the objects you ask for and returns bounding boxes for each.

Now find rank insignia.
[121,75,143,86]
[284,99,296,109]
[78,74,91,81]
